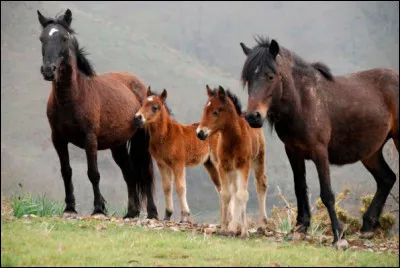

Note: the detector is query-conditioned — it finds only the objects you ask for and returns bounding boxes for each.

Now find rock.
[363,241,374,248]
[248,228,257,234]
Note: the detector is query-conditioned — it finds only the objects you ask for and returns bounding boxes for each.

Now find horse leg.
[361,148,397,236]
[285,145,310,234]
[313,145,343,245]
[251,153,268,234]
[230,164,250,239]
[85,133,106,215]
[111,145,140,218]
[218,166,231,236]
[52,132,77,216]
[158,163,174,221]
[203,159,222,223]
[172,164,191,223]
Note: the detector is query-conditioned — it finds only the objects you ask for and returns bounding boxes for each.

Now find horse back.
[102,72,147,104]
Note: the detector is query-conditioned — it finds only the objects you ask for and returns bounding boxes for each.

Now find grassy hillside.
[2,215,398,267]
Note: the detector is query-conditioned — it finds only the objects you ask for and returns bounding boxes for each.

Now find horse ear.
[161,89,168,102]
[240,42,251,56]
[206,85,213,97]
[146,86,152,96]
[37,10,50,28]
[217,86,226,101]
[62,9,73,26]
[269,39,280,59]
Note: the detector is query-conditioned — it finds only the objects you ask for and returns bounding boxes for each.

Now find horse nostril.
[51,65,56,72]
[254,111,261,119]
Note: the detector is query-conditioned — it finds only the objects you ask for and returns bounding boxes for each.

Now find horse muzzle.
[245,111,264,128]
[134,114,145,128]
[41,64,56,81]
[196,127,210,140]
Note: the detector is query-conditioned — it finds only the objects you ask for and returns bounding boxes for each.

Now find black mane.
[70,37,96,77]
[241,35,334,87]
[210,87,242,115]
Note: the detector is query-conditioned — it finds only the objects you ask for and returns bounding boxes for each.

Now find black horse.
[240,36,398,246]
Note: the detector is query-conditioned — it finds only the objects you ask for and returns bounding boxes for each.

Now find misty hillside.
[1,1,399,223]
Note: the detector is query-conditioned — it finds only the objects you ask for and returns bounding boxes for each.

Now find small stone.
[334,239,349,250]
[363,241,374,248]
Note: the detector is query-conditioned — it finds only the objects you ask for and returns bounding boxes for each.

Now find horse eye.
[39,36,43,42]
[63,35,69,42]
[213,110,219,116]
[152,105,159,112]
[266,73,274,80]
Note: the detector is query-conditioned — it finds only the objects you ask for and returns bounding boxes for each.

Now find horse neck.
[147,108,173,143]
[218,111,243,144]
[52,50,81,106]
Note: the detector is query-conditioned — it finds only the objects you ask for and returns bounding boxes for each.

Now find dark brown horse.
[239,36,399,246]
[36,9,158,219]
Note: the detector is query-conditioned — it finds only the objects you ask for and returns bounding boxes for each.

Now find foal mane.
[210,87,242,115]
[42,12,96,77]
[241,35,334,87]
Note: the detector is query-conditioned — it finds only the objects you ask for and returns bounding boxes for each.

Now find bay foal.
[134,87,221,223]
[196,86,268,238]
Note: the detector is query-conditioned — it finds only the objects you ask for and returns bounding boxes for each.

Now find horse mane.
[210,87,242,115]
[241,35,334,87]
[70,37,96,77]
[43,12,96,77]
[148,90,173,116]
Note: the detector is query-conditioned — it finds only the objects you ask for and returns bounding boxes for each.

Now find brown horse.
[196,85,268,238]
[240,36,399,246]
[37,9,158,219]
[134,87,221,223]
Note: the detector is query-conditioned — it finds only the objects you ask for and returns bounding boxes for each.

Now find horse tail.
[127,127,156,212]
[311,62,334,81]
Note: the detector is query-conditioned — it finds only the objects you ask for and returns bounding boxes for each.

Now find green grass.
[11,192,65,218]
[1,216,398,267]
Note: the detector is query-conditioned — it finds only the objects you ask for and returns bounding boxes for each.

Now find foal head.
[240,36,284,128]
[134,87,169,128]
[37,9,95,81]
[196,85,242,140]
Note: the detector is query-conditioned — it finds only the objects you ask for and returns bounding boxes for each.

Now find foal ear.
[37,10,50,28]
[160,89,168,102]
[217,86,226,101]
[206,85,213,97]
[61,9,73,26]
[146,86,152,96]
[269,39,280,59]
[240,42,251,56]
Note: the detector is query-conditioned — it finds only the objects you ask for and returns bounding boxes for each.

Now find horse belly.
[328,122,390,165]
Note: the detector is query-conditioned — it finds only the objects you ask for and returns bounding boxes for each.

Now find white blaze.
[49,28,59,36]
[147,96,153,102]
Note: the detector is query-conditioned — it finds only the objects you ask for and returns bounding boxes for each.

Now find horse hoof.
[240,232,250,240]
[256,227,266,236]
[333,239,349,250]
[360,231,375,239]
[147,214,158,220]
[219,229,229,236]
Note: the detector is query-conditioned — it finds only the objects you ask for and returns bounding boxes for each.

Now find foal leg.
[172,163,191,223]
[85,133,106,215]
[313,145,343,245]
[361,148,397,237]
[285,146,311,234]
[218,166,231,235]
[232,165,250,239]
[111,145,140,218]
[157,163,174,221]
[52,133,77,216]
[251,160,268,234]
